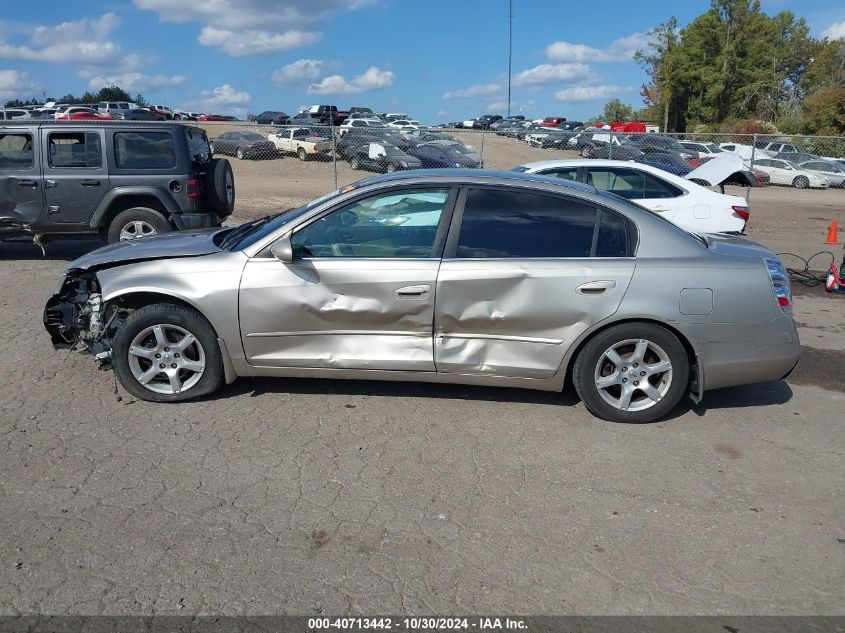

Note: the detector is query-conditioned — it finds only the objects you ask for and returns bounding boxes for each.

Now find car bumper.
[691,316,800,391]
[173,213,221,229]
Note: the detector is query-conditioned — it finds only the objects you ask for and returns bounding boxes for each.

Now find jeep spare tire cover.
[206,158,235,216]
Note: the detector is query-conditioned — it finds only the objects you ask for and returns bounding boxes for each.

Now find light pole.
[507,0,513,117]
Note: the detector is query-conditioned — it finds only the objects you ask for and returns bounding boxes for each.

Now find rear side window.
[585,167,682,200]
[539,167,579,181]
[48,132,102,168]
[0,133,33,169]
[455,188,597,258]
[595,211,630,257]
[114,131,176,169]
[185,127,210,165]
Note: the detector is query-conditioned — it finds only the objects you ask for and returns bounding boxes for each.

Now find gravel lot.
[1,132,844,615]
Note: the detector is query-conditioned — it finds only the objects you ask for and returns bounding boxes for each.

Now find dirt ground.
[1,132,844,616]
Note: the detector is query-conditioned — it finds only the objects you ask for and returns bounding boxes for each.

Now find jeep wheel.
[205,158,235,217]
[107,208,172,243]
[298,147,308,161]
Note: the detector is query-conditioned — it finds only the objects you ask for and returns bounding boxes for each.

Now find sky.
[1,0,844,123]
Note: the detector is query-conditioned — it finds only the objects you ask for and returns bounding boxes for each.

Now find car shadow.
[686,380,794,416]
[0,238,104,261]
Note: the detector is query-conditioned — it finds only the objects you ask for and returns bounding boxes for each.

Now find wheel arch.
[558,316,700,391]
[91,189,178,231]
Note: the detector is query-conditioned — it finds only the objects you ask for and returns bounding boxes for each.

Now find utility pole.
[507,0,513,117]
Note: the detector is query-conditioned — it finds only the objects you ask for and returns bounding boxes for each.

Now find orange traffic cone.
[825,220,839,244]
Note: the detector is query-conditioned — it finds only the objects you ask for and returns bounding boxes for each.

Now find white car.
[719,142,774,160]
[679,140,725,159]
[514,158,751,235]
[751,158,829,189]
[338,117,385,136]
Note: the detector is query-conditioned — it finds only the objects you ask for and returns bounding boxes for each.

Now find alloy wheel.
[593,338,673,412]
[127,324,206,395]
[119,220,157,241]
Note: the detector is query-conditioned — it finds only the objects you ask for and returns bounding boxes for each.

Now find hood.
[67,228,225,272]
[685,153,746,186]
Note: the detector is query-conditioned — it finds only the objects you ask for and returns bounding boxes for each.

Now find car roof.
[350,168,598,194]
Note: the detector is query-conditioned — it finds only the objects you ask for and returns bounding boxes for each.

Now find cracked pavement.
[1,239,843,616]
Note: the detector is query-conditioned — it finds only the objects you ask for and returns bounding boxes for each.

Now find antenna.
[507,0,513,117]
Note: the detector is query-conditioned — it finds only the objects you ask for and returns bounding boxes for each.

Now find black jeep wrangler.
[0,121,234,244]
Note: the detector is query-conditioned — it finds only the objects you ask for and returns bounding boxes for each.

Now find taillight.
[732,205,750,221]
[766,258,792,314]
[186,177,203,199]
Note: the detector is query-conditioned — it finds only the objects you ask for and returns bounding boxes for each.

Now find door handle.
[16,179,37,188]
[395,285,431,300]
[45,180,57,188]
[80,179,101,186]
[577,280,616,294]
[651,205,671,212]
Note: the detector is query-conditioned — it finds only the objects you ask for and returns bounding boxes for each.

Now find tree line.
[4,86,147,109]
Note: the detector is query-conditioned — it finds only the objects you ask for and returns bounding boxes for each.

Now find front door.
[0,129,44,227]
[239,187,456,370]
[434,186,635,379]
[42,129,109,224]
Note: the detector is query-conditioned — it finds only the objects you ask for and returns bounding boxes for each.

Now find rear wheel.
[580,145,592,158]
[792,176,809,189]
[350,157,360,170]
[112,303,224,402]
[107,207,172,243]
[386,163,397,173]
[573,323,690,423]
[236,148,244,160]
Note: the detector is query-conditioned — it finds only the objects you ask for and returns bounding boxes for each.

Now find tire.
[112,303,225,403]
[386,163,397,173]
[107,207,172,244]
[792,176,809,189]
[580,145,593,158]
[205,158,235,216]
[572,323,690,423]
[350,157,360,170]
[298,147,308,161]
[236,148,244,160]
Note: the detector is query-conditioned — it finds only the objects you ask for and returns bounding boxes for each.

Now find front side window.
[114,131,176,169]
[48,132,102,168]
[455,188,597,259]
[0,133,33,169]
[292,189,450,258]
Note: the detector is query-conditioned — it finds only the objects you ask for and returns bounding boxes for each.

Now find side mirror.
[270,235,293,263]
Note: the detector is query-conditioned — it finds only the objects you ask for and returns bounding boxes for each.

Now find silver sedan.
[44,170,800,423]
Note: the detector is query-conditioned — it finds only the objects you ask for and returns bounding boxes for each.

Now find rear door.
[0,128,44,226]
[434,185,636,379]
[41,128,109,224]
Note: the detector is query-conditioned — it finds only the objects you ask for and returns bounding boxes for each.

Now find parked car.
[123,108,166,121]
[526,128,581,149]
[290,112,324,126]
[55,107,111,121]
[348,142,421,173]
[473,114,503,129]
[209,131,276,160]
[751,158,829,189]
[198,114,228,122]
[305,105,349,125]
[719,142,774,160]
[148,105,174,120]
[555,120,583,130]
[336,129,411,159]
[349,107,374,115]
[568,130,635,157]
[267,127,332,161]
[0,121,232,244]
[252,111,291,126]
[43,169,800,424]
[338,118,385,136]
[0,108,29,120]
[590,145,646,161]
[541,116,567,128]
[754,141,799,154]
[96,102,133,119]
[635,152,694,176]
[796,160,845,187]
[627,134,697,162]
[407,143,481,169]
[679,140,725,159]
[772,151,820,164]
[513,158,751,234]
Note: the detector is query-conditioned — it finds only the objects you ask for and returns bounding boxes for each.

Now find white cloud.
[86,72,187,92]
[442,83,501,100]
[181,84,252,115]
[486,98,534,113]
[436,110,449,117]
[0,13,122,65]
[134,0,377,56]
[486,101,509,111]
[307,66,394,94]
[512,62,591,86]
[272,59,324,86]
[546,32,648,63]
[198,27,320,56]
[821,21,845,40]
[0,69,36,100]
[554,85,627,102]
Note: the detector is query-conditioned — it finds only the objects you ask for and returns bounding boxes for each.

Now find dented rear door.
[434,186,635,379]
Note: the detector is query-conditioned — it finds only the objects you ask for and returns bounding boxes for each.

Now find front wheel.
[236,148,244,160]
[792,176,809,189]
[112,303,225,402]
[386,163,397,173]
[298,147,308,161]
[350,157,360,170]
[572,323,690,423]
[107,207,172,243]
[580,145,592,158]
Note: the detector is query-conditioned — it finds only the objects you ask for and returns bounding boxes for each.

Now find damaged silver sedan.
[44,170,800,423]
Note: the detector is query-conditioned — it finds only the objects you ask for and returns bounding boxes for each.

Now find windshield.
[705,143,722,152]
[384,146,405,156]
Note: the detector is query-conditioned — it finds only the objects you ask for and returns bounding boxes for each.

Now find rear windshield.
[114,131,176,169]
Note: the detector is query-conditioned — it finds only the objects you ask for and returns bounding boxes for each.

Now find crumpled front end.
[43,270,113,357]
